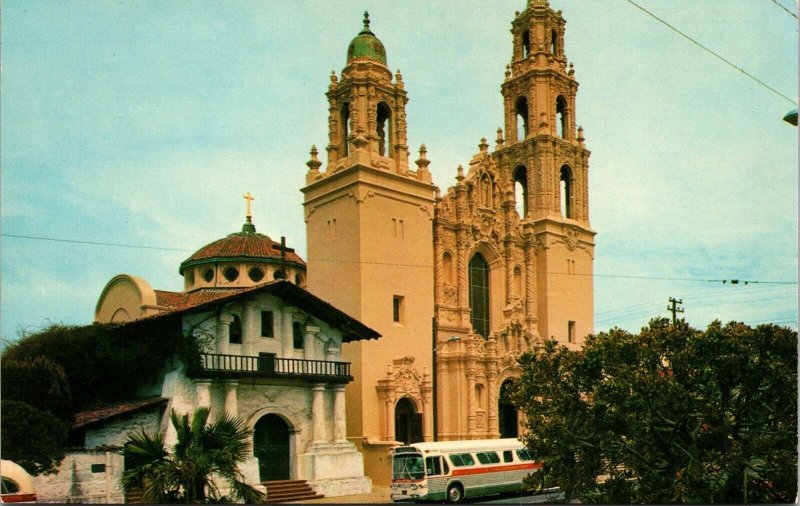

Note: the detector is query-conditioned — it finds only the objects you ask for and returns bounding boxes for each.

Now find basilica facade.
[302,0,595,483]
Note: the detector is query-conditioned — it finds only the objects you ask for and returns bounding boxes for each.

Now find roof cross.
[243,192,254,221]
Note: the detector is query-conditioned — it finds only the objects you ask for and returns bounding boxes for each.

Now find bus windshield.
[393,454,425,480]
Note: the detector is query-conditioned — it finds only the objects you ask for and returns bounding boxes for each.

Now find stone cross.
[243,192,254,219]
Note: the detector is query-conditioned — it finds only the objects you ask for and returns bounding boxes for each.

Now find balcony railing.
[187,353,352,383]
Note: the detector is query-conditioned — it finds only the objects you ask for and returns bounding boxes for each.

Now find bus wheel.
[446,484,464,503]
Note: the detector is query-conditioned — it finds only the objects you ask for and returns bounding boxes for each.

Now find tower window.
[556,95,567,139]
[261,311,274,338]
[249,267,264,282]
[522,30,531,58]
[224,266,239,282]
[560,165,574,218]
[468,254,490,338]
[295,273,304,286]
[377,102,391,157]
[393,295,404,323]
[512,165,528,217]
[229,315,242,344]
[442,251,454,285]
[340,103,350,156]
[568,320,576,343]
[273,269,286,280]
[293,321,304,349]
[515,96,528,141]
[551,29,558,54]
[203,268,214,282]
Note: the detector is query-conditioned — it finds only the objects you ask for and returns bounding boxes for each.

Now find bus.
[390,438,541,503]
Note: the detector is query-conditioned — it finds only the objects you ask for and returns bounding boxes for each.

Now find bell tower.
[495,0,595,344]
[302,12,438,475]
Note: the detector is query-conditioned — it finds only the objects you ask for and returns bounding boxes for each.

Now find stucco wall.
[33,450,125,504]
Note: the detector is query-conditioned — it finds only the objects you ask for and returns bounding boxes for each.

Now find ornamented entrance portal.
[394,397,422,444]
[254,414,290,481]
[498,380,518,438]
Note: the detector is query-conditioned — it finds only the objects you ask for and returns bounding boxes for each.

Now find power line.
[624,0,798,106]
[1,233,193,253]
[2,233,797,285]
[767,0,798,19]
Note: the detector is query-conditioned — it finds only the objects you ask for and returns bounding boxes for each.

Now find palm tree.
[121,407,266,503]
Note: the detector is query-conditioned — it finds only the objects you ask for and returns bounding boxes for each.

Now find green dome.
[347,12,387,66]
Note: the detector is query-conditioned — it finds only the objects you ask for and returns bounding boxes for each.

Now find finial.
[415,144,431,172]
[496,127,504,148]
[568,62,574,76]
[395,69,404,89]
[330,71,338,85]
[307,145,322,173]
[363,11,370,30]
[505,64,511,81]
[577,126,585,147]
[243,192,254,222]
[478,137,489,153]
[456,164,465,182]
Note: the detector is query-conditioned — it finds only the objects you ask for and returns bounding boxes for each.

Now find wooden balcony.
[187,353,352,383]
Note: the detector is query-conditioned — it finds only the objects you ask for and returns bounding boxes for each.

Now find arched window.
[377,102,391,157]
[442,251,454,285]
[469,254,490,338]
[556,95,567,139]
[512,165,528,218]
[229,315,242,344]
[560,165,573,218]
[515,97,529,141]
[551,29,558,54]
[340,103,350,156]
[522,30,531,58]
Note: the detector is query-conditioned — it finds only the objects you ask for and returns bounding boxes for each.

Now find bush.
[1,356,73,421]
[1,400,69,475]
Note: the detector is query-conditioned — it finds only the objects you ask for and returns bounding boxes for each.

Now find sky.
[1,0,797,343]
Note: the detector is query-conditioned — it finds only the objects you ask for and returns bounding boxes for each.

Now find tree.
[120,407,266,504]
[514,318,797,504]
[1,400,69,475]
[1,356,73,421]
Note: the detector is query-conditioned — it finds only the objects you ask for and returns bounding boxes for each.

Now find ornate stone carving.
[443,284,457,305]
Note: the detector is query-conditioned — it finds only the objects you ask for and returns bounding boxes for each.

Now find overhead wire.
[767,0,798,19]
[624,0,798,105]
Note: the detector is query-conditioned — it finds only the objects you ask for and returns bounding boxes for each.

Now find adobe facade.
[302,0,594,482]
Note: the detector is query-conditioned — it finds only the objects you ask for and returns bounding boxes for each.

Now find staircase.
[263,480,324,503]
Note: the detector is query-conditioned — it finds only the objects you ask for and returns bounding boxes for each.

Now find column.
[281,307,294,358]
[195,381,212,409]
[387,396,396,442]
[311,383,327,445]
[304,326,320,361]
[223,380,238,417]
[421,369,433,442]
[217,314,233,355]
[487,374,498,436]
[332,385,347,443]
[466,370,476,433]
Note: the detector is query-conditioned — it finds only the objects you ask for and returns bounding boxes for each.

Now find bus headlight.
[411,484,418,490]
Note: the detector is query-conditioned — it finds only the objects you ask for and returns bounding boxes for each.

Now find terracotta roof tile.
[72,397,168,429]
[181,232,305,269]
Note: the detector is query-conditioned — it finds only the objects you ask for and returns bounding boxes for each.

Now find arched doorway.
[498,380,518,438]
[394,397,422,444]
[254,414,290,482]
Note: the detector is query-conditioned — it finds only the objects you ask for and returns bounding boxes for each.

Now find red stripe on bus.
[451,462,541,477]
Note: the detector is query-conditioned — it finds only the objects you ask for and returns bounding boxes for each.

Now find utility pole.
[667,297,684,324]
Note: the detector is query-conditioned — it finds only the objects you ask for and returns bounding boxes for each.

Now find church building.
[302,0,594,484]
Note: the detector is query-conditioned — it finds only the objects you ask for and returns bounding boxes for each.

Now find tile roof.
[180,231,305,272]
[154,288,248,310]
[72,397,168,429]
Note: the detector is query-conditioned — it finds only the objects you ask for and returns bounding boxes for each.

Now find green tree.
[121,407,266,504]
[1,400,69,475]
[1,356,73,421]
[514,318,797,503]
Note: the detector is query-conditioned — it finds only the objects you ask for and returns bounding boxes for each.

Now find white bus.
[390,438,541,503]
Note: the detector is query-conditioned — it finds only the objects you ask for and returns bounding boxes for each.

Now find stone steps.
[263,479,324,503]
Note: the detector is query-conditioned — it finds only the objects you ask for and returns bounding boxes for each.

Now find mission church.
[35,0,595,501]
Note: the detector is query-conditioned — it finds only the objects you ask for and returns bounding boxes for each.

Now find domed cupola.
[179,194,306,291]
[346,12,387,66]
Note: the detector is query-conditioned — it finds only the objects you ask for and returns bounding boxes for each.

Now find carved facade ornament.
[442,284,458,305]
[564,225,579,251]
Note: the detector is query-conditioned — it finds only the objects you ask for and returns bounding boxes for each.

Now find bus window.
[394,454,425,480]
[449,453,475,467]
[476,451,501,464]
[516,448,533,461]
[503,450,513,463]
[425,456,443,476]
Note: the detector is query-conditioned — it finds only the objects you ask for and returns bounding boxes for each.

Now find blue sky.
[1,0,797,342]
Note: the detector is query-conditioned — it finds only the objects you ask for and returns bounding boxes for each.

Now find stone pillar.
[487,373,498,437]
[421,369,433,442]
[304,326,320,361]
[466,370,476,433]
[312,383,327,444]
[195,381,212,409]
[223,380,238,417]
[241,303,255,357]
[282,307,294,358]
[387,396,396,442]
[332,385,347,443]
[217,314,233,355]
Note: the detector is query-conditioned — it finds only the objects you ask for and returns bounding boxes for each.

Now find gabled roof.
[129,280,380,343]
[72,397,168,429]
